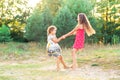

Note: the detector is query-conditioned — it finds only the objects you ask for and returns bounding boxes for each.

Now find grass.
[0,42,120,80]
[0,76,16,80]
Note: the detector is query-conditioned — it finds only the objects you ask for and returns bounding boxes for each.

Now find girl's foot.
[71,65,76,70]
[56,67,60,71]
[70,64,78,70]
[64,66,70,69]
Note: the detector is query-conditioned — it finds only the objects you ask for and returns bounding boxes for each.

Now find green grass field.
[0,42,120,80]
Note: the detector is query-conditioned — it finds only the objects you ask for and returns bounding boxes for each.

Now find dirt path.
[0,58,120,80]
[67,65,120,80]
[40,64,120,80]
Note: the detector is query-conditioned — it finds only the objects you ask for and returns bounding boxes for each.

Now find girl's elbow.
[54,40,59,43]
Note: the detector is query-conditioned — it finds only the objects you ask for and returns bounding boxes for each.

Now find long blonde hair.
[78,13,96,36]
[47,25,57,35]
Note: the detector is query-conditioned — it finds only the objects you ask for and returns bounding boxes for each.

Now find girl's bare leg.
[71,48,78,70]
[59,56,68,69]
[56,56,61,71]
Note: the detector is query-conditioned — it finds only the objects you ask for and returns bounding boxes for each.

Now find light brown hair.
[78,13,96,36]
[47,25,57,35]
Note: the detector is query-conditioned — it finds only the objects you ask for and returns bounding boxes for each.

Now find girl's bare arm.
[64,25,79,38]
[51,36,64,43]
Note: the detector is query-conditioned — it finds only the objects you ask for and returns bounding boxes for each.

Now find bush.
[111,35,119,44]
[25,7,53,42]
[53,6,76,47]
[63,0,94,18]
[0,24,12,42]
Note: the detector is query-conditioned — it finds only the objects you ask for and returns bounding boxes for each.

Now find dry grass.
[0,42,120,80]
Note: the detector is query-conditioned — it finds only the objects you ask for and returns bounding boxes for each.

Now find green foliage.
[63,0,97,44]
[25,0,96,46]
[54,6,76,35]
[91,63,99,66]
[111,35,119,44]
[25,7,53,41]
[0,24,12,42]
[41,0,63,16]
[96,0,120,44]
[0,0,31,41]
[63,0,95,17]
[0,0,119,45]
[53,6,76,47]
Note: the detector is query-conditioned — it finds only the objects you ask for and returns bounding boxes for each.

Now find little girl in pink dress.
[64,13,96,70]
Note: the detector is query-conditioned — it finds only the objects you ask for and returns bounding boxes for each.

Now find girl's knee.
[72,48,78,56]
[58,56,62,60]
[72,49,78,54]
[72,48,78,52]
[72,53,76,56]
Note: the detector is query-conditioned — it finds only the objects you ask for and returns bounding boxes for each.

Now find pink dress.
[73,29,85,49]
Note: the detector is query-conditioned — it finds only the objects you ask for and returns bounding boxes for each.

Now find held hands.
[61,32,74,40]
[61,34,67,39]
[60,34,69,41]
[61,35,66,39]
[60,31,75,41]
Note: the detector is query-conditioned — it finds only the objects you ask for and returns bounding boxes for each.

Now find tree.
[59,0,98,45]
[96,0,120,44]
[0,24,12,42]
[53,6,76,47]
[41,0,63,16]
[0,0,31,41]
[63,0,95,18]
[25,7,53,42]
[24,0,64,42]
